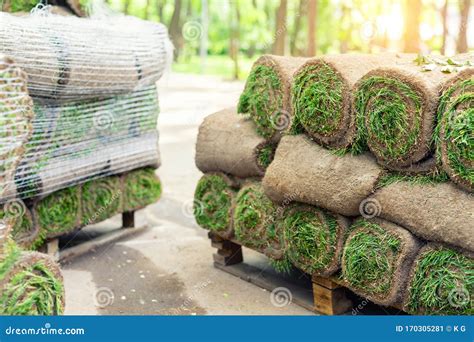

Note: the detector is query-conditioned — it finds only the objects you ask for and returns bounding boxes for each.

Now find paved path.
[62,72,310,315]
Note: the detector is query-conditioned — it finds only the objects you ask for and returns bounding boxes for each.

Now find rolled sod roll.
[122,168,162,212]
[263,135,384,216]
[0,222,65,315]
[0,199,38,249]
[195,108,276,178]
[0,55,34,201]
[81,175,123,226]
[32,185,82,244]
[341,218,421,307]
[237,55,308,139]
[0,12,171,101]
[435,68,474,192]
[404,244,473,315]
[193,173,238,239]
[354,54,473,171]
[369,181,474,251]
[233,182,281,256]
[281,203,350,277]
[292,53,399,149]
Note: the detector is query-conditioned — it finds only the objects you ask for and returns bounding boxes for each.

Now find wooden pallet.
[209,232,353,315]
[40,210,146,262]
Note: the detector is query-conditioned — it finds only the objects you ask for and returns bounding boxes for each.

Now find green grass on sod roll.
[406,247,473,315]
[342,220,401,295]
[353,76,423,158]
[256,144,276,169]
[283,205,339,275]
[237,65,283,138]
[375,172,450,189]
[292,64,345,140]
[81,176,122,225]
[36,186,81,238]
[123,168,162,212]
[194,174,234,233]
[233,183,277,251]
[0,205,36,249]
[0,239,64,315]
[435,78,473,189]
[5,0,39,12]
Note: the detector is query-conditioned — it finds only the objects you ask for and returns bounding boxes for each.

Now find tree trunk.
[403,0,421,53]
[123,0,131,15]
[440,0,449,55]
[169,0,183,59]
[290,0,305,56]
[457,0,471,53]
[157,0,166,22]
[339,3,350,53]
[273,0,288,55]
[144,0,151,19]
[307,0,317,56]
[229,0,241,80]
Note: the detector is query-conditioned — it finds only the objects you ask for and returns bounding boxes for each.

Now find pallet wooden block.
[208,233,353,315]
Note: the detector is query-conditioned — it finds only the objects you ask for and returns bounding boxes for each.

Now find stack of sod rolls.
[0,168,162,250]
[0,8,170,251]
[194,53,473,315]
[0,220,65,315]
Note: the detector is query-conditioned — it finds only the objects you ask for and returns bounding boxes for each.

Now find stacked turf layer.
[0,11,172,100]
[292,54,399,150]
[0,222,65,315]
[354,55,473,180]
[30,168,161,247]
[238,55,308,139]
[12,86,161,199]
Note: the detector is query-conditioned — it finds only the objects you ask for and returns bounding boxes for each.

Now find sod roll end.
[404,244,473,315]
[238,55,307,139]
[341,218,421,306]
[194,173,237,239]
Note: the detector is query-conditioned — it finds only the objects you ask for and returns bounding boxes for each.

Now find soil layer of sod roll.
[341,218,421,306]
[371,180,474,251]
[0,199,38,249]
[33,185,82,243]
[281,203,350,277]
[404,243,473,315]
[233,182,281,254]
[263,135,384,216]
[354,54,473,172]
[238,55,308,139]
[81,175,123,226]
[435,68,474,192]
[122,167,162,212]
[0,236,65,315]
[194,173,238,239]
[292,53,399,149]
[196,108,276,178]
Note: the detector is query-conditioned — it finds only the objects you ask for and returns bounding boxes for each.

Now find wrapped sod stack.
[194,53,473,315]
[0,9,169,251]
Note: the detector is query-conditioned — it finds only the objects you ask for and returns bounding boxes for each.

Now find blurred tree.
[229,0,241,79]
[169,0,183,59]
[403,0,421,52]
[123,0,131,14]
[307,0,318,56]
[273,0,287,55]
[339,2,351,53]
[290,0,305,56]
[457,0,471,53]
[144,0,151,19]
[157,0,167,22]
[441,0,448,55]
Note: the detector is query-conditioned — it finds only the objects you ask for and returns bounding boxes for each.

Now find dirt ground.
[62,72,310,315]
